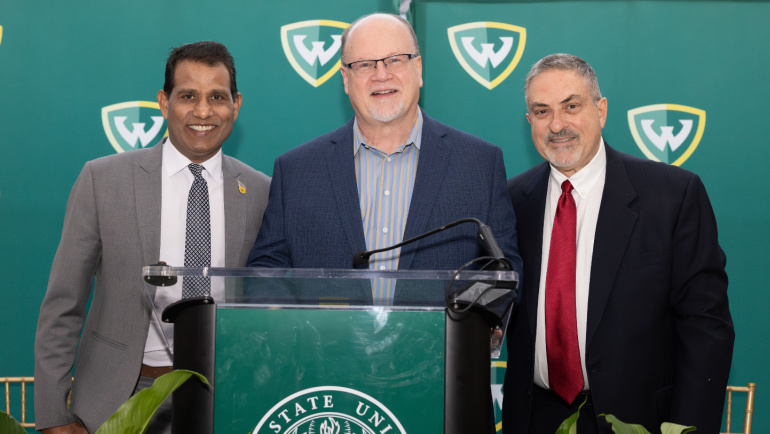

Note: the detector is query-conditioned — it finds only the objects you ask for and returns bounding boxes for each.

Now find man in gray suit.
[34,41,270,433]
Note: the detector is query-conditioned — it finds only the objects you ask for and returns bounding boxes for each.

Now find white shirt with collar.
[534,139,607,390]
[143,140,226,367]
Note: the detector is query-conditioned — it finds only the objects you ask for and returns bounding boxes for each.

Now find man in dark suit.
[35,41,270,433]
[248,13,521,284]
[502,53,734,433]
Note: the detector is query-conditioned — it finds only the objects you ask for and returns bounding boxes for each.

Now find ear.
[341,66,350,95]
[157,90,169,119]
[233,92,243,121]
[415,55,423,88]
[597,97,608,129]
[525,112,531,125]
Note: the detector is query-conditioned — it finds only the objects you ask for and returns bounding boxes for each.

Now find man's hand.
[41,422,88,434]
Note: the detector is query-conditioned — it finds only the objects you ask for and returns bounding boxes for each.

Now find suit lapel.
[586,145,638,348]
[516,164,550,338]
[222,155,246,267]
[326,119,368,264]
[135,142,163,298]
[398,113,450,270]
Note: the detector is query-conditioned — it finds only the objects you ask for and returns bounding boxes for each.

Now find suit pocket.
[90,330,129,351]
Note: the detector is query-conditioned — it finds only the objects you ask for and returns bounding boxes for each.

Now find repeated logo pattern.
[448,22,526,89]
[628,104,706,166]
[101,101,168,153]
[281,20,350,87]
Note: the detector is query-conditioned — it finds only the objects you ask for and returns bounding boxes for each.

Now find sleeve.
[34,162,103,429]
[487,146,523,278]
[246,157,293,268]
[669,174,734,430]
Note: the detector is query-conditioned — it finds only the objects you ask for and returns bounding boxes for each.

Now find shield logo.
[102,101,168,154]
[281,20,349,87]
[491,360,506,432]
[628,104,706,166]
[448,22,526,90]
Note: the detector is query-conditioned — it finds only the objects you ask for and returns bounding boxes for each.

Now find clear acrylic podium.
[142,266,518,434]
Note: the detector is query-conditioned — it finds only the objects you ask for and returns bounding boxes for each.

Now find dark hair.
[340,13,420,64]
[163,41,238,99]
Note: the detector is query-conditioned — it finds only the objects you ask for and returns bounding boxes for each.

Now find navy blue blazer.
[502,144,734,433]
[248,111,522,276]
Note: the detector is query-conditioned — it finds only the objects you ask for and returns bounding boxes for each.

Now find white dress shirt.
[143,140,226,366]
[534,139,607,390]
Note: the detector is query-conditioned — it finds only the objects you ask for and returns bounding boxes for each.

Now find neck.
[357,108,419,154]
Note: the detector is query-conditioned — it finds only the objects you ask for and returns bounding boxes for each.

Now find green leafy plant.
[556,405,696,434]
[96,369,210,434]
[0,410,26,434]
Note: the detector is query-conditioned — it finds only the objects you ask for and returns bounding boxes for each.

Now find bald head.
[340,13,420,64]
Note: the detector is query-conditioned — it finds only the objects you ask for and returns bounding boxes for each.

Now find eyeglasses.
[344,54,418,75]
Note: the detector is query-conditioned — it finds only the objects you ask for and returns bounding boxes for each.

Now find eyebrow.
[561,94,583,104]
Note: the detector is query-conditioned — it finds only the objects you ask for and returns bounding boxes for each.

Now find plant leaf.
[598,414,651,434]
[661,422,697,433]
[0,411,26,434]
[96,369,210,434]
[555,397,587,434]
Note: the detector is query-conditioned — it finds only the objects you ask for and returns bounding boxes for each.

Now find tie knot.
[561,180,574,195]
[189,163,204,179]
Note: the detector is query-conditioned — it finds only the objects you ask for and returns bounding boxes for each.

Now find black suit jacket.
[502,144,734,433]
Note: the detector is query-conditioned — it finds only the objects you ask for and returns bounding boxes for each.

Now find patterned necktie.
[545,180,584,404]
[182,163,211,298]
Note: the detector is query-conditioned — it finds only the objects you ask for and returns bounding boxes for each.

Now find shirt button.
[382,227,388,233]
[387,157,392,162]
[379,265,386,270]
[384,190,390,196]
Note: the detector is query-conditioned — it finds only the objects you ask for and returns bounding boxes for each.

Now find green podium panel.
[215,308,444,433]
[144,266,519,434]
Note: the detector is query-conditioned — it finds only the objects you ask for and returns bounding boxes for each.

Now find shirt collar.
[162,138,223,183]
[549,138,606,198]
[353,109,423,156]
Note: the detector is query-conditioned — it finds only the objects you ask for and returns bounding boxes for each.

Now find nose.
[549,110,567,133]
[193,98,212,118]
[371,60,392,80]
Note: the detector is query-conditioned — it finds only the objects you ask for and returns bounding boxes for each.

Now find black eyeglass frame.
[343,54,419,71]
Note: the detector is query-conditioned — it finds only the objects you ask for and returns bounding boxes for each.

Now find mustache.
[545,129,580,143]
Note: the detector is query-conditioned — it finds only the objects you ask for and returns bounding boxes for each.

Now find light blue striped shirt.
[354,111,423,304]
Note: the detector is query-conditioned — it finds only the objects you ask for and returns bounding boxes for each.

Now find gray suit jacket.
[34,141,270,432]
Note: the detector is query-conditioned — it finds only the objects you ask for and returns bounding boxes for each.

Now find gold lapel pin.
[237,180,246,194]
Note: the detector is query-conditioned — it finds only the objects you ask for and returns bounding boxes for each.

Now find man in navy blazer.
[248,13,521,280]
[502,54,733,433]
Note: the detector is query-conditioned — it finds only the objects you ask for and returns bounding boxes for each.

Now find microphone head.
[352,250,371,267]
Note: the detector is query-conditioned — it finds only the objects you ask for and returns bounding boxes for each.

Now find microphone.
[352,218,512,270]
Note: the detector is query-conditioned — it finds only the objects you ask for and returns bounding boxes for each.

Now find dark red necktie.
[545,180,584,404]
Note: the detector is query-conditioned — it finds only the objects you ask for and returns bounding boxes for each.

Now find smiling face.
[526,69,607,177]
[157,60,242,163]
[341,15,422,129]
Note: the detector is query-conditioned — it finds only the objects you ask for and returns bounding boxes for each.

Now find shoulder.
[608,145,702,190]
[81,146,159,179]
[507,162,548,199]
[424,112,500,154]
[223,154,270,184]
[278,119,354,163]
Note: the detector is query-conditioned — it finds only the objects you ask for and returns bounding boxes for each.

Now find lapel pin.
[238,180,246,194]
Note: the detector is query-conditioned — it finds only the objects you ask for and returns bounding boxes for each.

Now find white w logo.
[114,116,165,149]
[641,119,693,152]
[293,35,341,66]
[461,36,513,68]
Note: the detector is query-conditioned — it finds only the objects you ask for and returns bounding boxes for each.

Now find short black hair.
[163,41,238,99]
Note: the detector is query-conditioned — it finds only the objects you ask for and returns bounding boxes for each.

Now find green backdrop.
[1,0,767,431]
